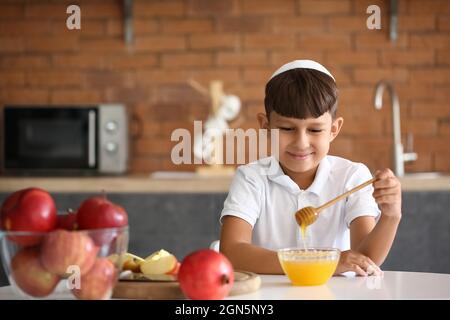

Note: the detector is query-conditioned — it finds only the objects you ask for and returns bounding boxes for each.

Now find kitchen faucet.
[373,80,417,177]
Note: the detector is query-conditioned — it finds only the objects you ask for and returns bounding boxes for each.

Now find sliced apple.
[122,253,145,273]
[140,249,179,275]
[107,252,144,273]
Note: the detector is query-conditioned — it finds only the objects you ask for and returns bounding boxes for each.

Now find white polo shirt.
[220,155,380,251]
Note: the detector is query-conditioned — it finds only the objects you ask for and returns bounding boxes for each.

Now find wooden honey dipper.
[295,178,376,228]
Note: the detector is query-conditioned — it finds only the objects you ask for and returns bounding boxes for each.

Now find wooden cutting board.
[112,270,261,300]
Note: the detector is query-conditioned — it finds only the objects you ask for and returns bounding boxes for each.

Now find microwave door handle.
[88,110,96,167]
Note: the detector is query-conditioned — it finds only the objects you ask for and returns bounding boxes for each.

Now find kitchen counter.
[0,271,449,300]
[0,173,450,193]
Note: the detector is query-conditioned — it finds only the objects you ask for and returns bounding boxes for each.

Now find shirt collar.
[265,156,331,195]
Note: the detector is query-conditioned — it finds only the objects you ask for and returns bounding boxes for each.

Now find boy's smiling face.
[258,111,343,181]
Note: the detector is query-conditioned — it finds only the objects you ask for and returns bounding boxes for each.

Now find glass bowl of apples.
[0,226,129,300]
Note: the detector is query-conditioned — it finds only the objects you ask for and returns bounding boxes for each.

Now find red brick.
[135,35,186,51]
[327,16,367,32]
[298,34,351,50]
[26,36,78,52]
[217,17,272,33]
[84,71,127,89]
[329,137,354,159]
[340,116,385,136]
[81,3,122,18]
[25,3,67,18]
[162,53,213,68]
[129,156,163,173]
[410,34,450,49]
[270,51,325,67]
[0,37,24,53]
[242,68,274,83]
[133,19,160,35]
[328,68,351,85]
[299,0,351,15]
[338,87,373,108]
[393,119,438,137]
[0,88,49,104]
[80,38,124,52]
[242,0,296,15]
[245,102,265,118]
[404,153,433,173]
[26,71,83,87]
[0,56,50,69]
[135,0,185,17]
[134,138,177,156]
[217,52,268,67]
[187,0,237,15]
[414,137,450,153]
[410,103,450,118]
[162,18,213,34]
[0,4,24,18]
[397,84,450,101]
[409,0,450,14]
[399,15,436,31]
[325,51,378,66]
[52,54,106,69]
[437,50,450,65]
[228,84,265,102]
[352,0,388,14]
[355,33,408,50]
[106,54,158,70]
[435,153,450,172]
[353,68,409,84]
[50,89,103,104]
[381,51,435,66]
[438,16,450,31]
[67,20,105,36]
[0,20,51,36]
[0,71,24,86]
[190,34,239,50]
[273,16,326,33]
[105,87,151,104]
[439,120,450,136]
[244,34,294,50]
[410,69,450,84]
[136,70,191,85]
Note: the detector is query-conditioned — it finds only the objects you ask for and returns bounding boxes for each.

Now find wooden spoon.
[295,178,376,228]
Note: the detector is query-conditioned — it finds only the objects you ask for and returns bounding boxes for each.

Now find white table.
[228,271,450,300]
[1,271,449,300]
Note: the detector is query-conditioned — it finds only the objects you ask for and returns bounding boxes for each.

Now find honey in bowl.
[277,248,340,286]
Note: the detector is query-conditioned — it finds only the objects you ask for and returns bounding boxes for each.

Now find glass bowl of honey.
[277,248,340,286]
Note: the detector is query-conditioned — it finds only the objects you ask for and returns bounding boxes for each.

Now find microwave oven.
[1,104,128,175]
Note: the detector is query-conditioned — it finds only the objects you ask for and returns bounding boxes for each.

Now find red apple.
[56,210,78,231]
[40,230,98,276]
[0,188,57,246]
[178,249,234,300]
[11,247,60,297]
[76,196,128,246]
[77,196,128,230]
[71,257,117,300]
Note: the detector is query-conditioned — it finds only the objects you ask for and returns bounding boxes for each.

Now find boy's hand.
[373,168,402,218]
[334,250,383,276]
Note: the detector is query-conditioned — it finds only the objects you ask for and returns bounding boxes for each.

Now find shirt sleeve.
[220,166,262,228]
[344,163,381,228]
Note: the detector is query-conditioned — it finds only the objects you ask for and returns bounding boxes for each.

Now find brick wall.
[1,0,449,174]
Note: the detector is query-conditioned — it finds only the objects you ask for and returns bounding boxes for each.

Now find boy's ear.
[330,117,344,142]
[257,113,270,129]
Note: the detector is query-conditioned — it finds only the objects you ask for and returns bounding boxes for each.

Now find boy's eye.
[279,127,294,131]
[309,129,323,133]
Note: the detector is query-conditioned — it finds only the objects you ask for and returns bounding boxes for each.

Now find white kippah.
[269,59,335,82]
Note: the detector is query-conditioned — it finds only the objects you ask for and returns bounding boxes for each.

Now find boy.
[219,60,401,276]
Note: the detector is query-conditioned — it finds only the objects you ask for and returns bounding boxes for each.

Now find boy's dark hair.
[264,68,338,119]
